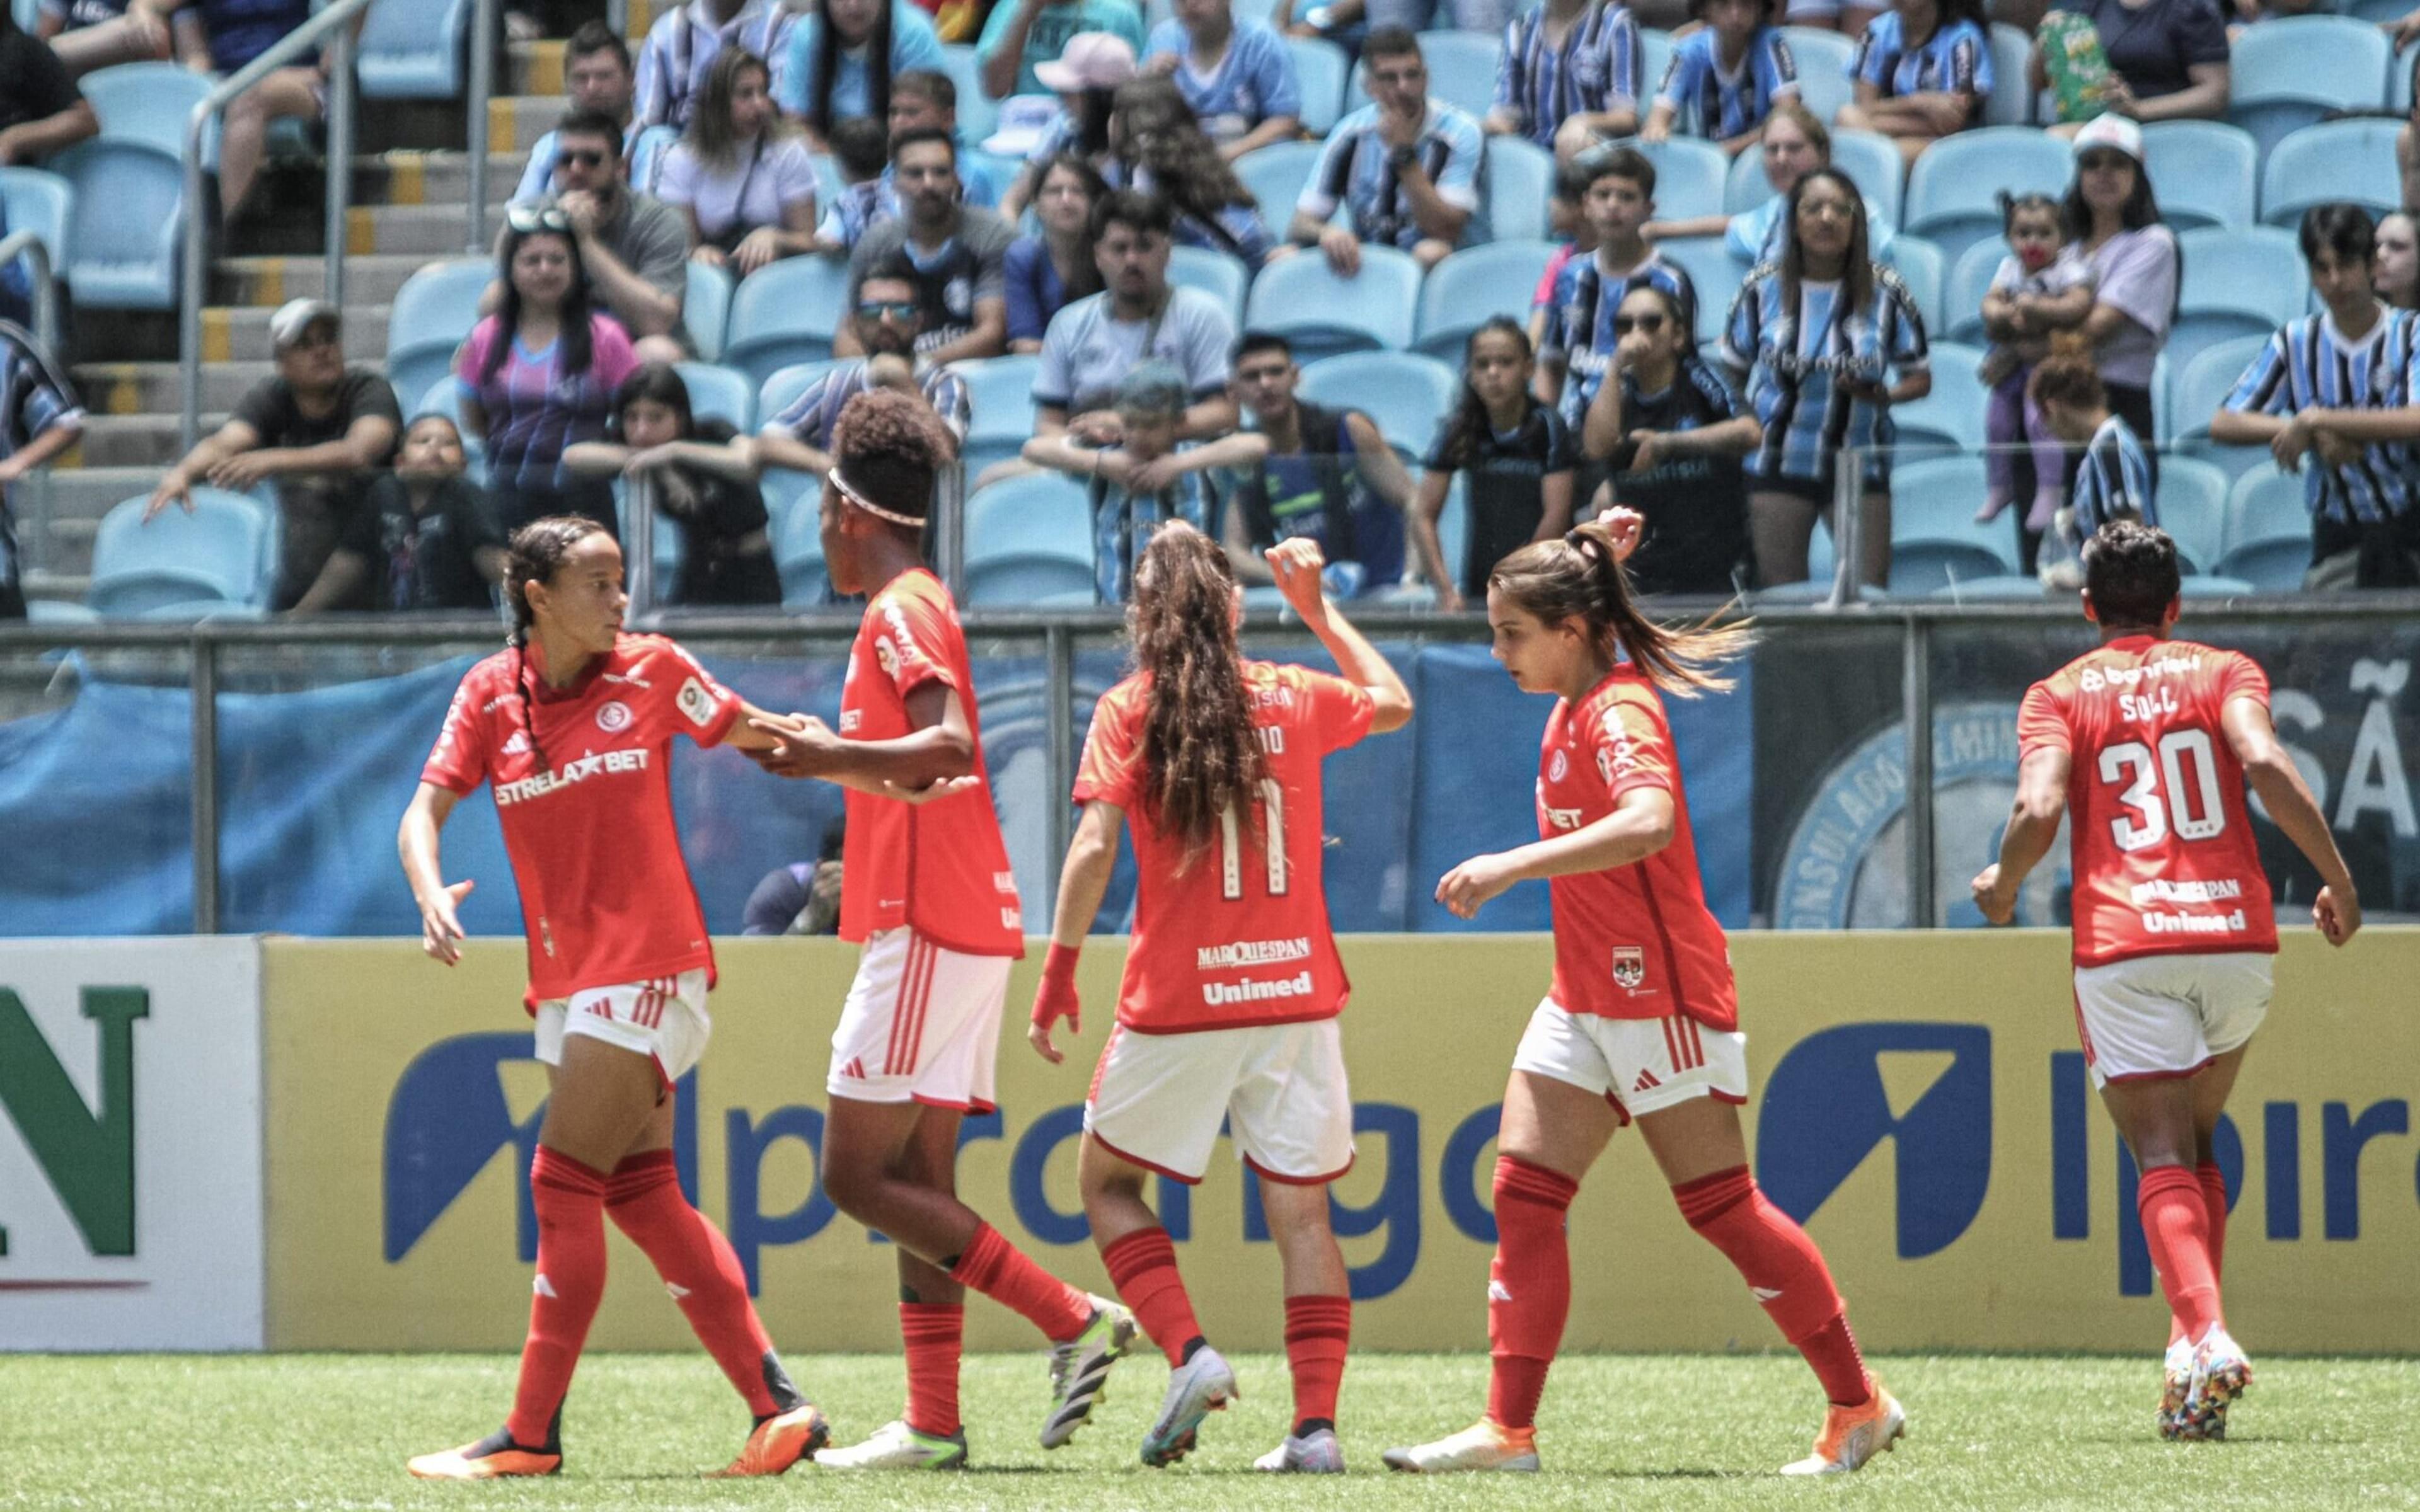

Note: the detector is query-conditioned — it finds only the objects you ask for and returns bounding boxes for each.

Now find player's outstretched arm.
[1436,787,1678,920]
[1031,801,1126,1065]
[1265,539,1414,733]
[2221,696,2362,946]
[1973,747,2070,925]
[749,683,976,792]
[398,782,474,965]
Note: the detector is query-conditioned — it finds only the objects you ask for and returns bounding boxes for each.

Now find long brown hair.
[1129,523,1265,862]
[687,49,789,172]
[504,515,613,772]
[1780,167,1872,317]
[1489,517,1753,695]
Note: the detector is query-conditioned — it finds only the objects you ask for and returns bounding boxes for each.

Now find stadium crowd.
[7,0,2420,620]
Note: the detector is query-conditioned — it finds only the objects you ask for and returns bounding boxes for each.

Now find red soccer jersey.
[1536,666,1738,1029]
[838,568,1023,956]
[2017,634,2278,966]
[1075,660,1375,1034]
[420,633,740,1007]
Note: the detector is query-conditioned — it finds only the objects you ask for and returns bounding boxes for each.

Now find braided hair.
[1489,517,1753,695]
[1127,522,1266,866]
[502,515,612,774]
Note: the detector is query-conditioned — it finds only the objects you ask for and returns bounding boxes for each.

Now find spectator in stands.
[1526,160,1599,363]
[1484,0,1642,161]
[495,110,692,366]
[1719,168,1930,587]
[1973,190,2095,537]
[566,363,781,605]
[513,23,637,204]
[2026,337,2152,588]
[338,413,505,614]
[1142,0,1302,160]
[1648,103,1894,262]
[633,0,795,134]
[779,0,945,146]
[2213,203,2420,590]
[1413,318,1576,610]
[2376,212,2419,314]
[977,0,1146,100]
[756,265,972,474]
[458,207,643,537]
[1023,361,1265,602]
[1112,78,1282,266]
[887,67,1003,206]
[0,2,96,166]
[2030,0,2229,138]
[2059,115,2175,473]
[1539,148,1698,433]
[146,301,400,609]
[168,0,331,229]
[1223,329,1419,595]
[814,115,892,253]
[1290,28,1482,273]
[1788,0,1885,42]
[999,30,1134,219]
[842,127,1013,363]
[659,50,819,277]
[1034,189,1238,443]
[743,822,846,935]
[1582,284,1759,595]
[1642,0,1799,153]
[1005,154,1108,350]
[0,317,82,621]
[35,0,171,78]
[1834,0,1993,168]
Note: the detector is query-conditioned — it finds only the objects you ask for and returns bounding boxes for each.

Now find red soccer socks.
[2140,1163,2223,1344]
[1487,1156,1579,1431]
[603,1150,796,1419]
[951,1221,1094,1343]
[1101,1226,1206,1366]
[1674,1165,1869,1408]
[507,1147,609,1446]
[900,1302,965,1438]
[1284,1294,1351,1436]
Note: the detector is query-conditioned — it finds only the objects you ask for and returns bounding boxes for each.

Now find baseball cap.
[1034,30,1137,93]
[268,299,341,350]
[981,94,1062,158]
[2070,113,2143,164]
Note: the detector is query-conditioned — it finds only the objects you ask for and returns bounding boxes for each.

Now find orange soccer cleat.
[713,1402,831,1477]
[406,1425,563,1480]
[1780,1381,1906,1475]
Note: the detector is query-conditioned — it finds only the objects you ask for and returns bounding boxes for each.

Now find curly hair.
[1128,522,1266,866]
[832,387,957,530]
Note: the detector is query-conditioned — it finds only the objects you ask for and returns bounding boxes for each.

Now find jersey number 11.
[1220,779,1290,900]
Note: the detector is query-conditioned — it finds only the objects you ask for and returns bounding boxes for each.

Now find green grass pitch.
[5,1352,2416,1510]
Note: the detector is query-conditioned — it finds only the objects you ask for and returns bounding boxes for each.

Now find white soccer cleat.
[810,1419,967,1470]
[1253,1427,1345,1472]
[2181,1326,2252,1440]
[2158,1336,2199,1440]
[1139,1343,1238,1467]
[1381,1419,1540,1473]
[1780,1383,1906,1475]
[1039,1297,1136,1450]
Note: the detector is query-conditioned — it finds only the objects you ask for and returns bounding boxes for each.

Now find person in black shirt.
[0,318,83,619]
[0,4,97,166]
[325,413,505,613]
[1412,319,1576,610]
[1223,331,1417,597]
[1582,284,1760,596]
[565,362,780,605]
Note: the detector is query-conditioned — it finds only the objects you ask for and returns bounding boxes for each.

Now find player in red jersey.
[745,389,1135,1471]
[397,517,827,1481]
[1385,513,1902,1479]
[1973,521,2358,1441]
[1027,525,1413,1473]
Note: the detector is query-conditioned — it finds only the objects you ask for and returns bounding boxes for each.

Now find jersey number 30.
[2098,729,2225,851]
[1219,779,1289,900]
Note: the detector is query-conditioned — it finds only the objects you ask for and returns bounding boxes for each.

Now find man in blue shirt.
[1289,27,1482,273]
[1144,0,1304,161]
[512,23,637,205]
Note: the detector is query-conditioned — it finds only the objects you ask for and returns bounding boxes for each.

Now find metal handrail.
[0,230,61,355]
[178,0,372,449]
[466,0,495,252]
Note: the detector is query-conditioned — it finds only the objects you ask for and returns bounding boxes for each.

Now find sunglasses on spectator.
[555,149,608,169]
[506,204,572,234]
[1613,314,1666,335]
[2078,151,2131,171]
[856,300,919,321]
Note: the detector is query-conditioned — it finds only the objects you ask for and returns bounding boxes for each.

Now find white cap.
[981,94,1061,158]
[267,298,340,349]
[2071,113,2143,164]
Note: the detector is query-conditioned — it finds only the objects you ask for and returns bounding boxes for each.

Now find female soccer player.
[746,389,1134,1470]
[1028,526,1413,1473]
[1973,522,2359,1439]
[397,517,826,1480]
[1384,514,1903,1478]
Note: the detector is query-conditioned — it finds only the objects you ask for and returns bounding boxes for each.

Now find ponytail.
[1489,516,1753,695]
[1127,522,1265,863]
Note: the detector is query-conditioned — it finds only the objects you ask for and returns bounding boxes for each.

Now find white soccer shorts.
[1085,1017,1356,1184]
[1512,999,1749,1123]
[827,927,1013,1111]
[534,970,712,1084]
[2071,951,2273,1089]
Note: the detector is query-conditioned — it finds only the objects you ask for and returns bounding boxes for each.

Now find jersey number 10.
[1219,779,1290,900]
[2098,728,2225,852]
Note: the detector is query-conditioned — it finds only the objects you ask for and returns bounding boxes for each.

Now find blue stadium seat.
[1722,145,1771,216]
[1883,234,1943,336]
[965,472,1097,605]
[937,46,998,142]
[1485,135,1553,243]
[1347,31,1499,120]
[1632,137,1727,223]
[2215,464,2313,589]
[1640,28,1676,105]
[2363,0,2420,23]
[674,361,754,430]
[0,167,71,300]
[1244,244,1420,360]
[1415,239,1556,358]
[722,255,855,386]
[80,64,210,159]
[954,353,1042,477]
[2172,226,2303,377]
[2140,121,2257,233]
[2394,38,2420,112]
[1942,239,2001,345]
[686,260,734,361]
[1826,128,1906,233]
[1236,140,1327,236]
[772,476,830,608]
[88,490,272,616]
[52,139,182,310]
[1904,127,2073,272]
[2228,16,2391,159]
[1893,340,1986,453]
[757,360,842,431]
[1889,454,2018,568]
[1169,244,1250,327]
[1983,23,2034,127]
[384,258,493,416]
[1296,350,1458,463]
[1889,538,2015,595]
[359,0,473,98]
[2170,333,2267,442]
[630,124,681,196]
[2154,455,2228,575]
[2260,119,2404,229]
[1284,35,1350,137]
[1779,26,1856,125]
[1654,234,1744,348]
